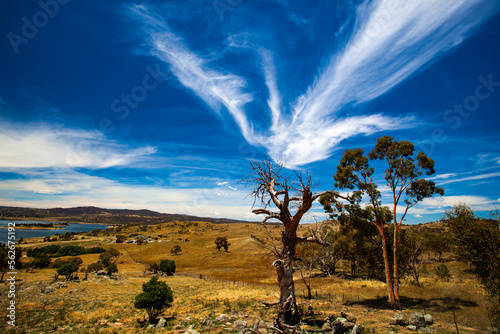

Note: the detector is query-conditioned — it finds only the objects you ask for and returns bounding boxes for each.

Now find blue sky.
[1,0,499,223]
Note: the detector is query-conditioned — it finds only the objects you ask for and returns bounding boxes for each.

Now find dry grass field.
[0,221,494,333]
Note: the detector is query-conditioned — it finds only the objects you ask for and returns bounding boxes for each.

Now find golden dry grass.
[0,221,495,333]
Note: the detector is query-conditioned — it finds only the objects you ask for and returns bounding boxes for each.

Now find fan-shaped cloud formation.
[126,0,499,167]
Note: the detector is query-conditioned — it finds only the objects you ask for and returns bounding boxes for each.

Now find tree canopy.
[321,136,443,309]
[134,276,174,323]
[214,236,231,252]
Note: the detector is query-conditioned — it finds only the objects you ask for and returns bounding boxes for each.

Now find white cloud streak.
[435,171,500,185]
[0,120,156,169]
[126,0,499,167]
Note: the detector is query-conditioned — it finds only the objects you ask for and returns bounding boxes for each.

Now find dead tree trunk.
[247,159,344,329]
[276,232,301,326]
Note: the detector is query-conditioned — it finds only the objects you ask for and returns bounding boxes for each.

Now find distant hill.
[0,205,250,225]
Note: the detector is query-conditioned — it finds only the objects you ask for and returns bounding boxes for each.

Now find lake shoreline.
[0,220,110,241]
[0,225,65,230]
[0,217,110,225]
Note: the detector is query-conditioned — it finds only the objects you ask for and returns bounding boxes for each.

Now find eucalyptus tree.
[323,136,443,309]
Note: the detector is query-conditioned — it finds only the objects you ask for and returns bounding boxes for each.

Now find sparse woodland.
[1,139,499,333]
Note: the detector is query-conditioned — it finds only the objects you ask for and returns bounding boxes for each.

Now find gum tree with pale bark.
[328,136,443,309]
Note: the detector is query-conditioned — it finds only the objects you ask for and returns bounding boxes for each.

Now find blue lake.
[0,220,108,243]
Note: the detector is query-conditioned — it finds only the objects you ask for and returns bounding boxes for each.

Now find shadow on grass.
[345,296,478,312]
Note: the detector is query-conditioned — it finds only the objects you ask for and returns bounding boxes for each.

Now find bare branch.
[296,236,331,247]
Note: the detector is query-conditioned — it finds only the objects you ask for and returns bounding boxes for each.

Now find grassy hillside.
[1,220,494,333]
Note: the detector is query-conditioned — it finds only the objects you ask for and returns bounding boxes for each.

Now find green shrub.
[106,263,118,276]
[147,262,159,274]
[28,253,51,269]
[27,245,61,257]
[57,262,80,281]
[50,257,83,269]
[170,245,181,255]
[159,259,176,276]
[435,264,450,279]
[27,245,105,258]
[86,262,104,273]
[134,277,174,323]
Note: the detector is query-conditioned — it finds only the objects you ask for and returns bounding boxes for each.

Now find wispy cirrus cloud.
[125,0,499,167]
[0,119,156,169]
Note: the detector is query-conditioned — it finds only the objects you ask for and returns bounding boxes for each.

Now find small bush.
[50,257,83,269]
[147,262,159,274]
[435,264,450,279]
[28,253,51,269]
[170,245,181,255]
[86,262,104,273]
[57,262,80,281]
[159,259,176,276]
[134,276,174,323]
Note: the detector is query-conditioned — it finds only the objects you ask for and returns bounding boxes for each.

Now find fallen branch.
[263,300,280,307]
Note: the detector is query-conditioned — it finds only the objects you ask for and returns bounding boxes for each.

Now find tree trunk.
[393,225,401,309]
[305,282,312,299]
[0,269,6,283]
[276,233,301,328]
[351,260,356,278]
[380,231,396,308]
[299,269,312,299]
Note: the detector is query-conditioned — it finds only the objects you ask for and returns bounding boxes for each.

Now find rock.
[97,270,106,275]
[424,314,434,325]
[409,312,426,327]
[216,314,230,322]
[172,324,183,330]
[184,326,199,334]
[238,329,254,334]
[109,322,124,328]
[352,324,364,334]
[332,317,348,326]
[341,311,357,323]
[407,325,417,331]
[253,319,272,333]
[42,286,53,293]
[201,318,214,326]
[389,312,409,326]
[185,316,192,321]
[233,320,247,329]
[343,322,356,330]
[321,322,333,331]
[156,317,166,329]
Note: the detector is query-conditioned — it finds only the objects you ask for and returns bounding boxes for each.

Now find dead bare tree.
[246,159,346,328]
